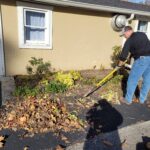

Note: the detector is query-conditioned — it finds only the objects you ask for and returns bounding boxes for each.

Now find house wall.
[0,0,134,75]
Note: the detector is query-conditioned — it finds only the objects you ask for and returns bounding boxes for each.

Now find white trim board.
[0,10,5,76]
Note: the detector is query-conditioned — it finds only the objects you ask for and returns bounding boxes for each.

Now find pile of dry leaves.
[0,96,85,134]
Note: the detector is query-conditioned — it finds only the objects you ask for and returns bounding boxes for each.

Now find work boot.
[132,98,140,103]
[120,97,132,105]
[132,98,147,105]
[133,98,149,105]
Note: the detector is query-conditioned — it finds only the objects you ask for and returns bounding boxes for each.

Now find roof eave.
[21,0,150,17]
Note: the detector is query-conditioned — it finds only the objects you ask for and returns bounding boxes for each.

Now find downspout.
[126,13,135,25]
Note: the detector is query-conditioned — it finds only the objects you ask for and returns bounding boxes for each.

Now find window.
[137,21,148,33]
[135,20,150,39]
[17,2,52,49]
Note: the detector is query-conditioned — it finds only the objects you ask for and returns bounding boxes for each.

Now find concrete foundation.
[0,76,15,105]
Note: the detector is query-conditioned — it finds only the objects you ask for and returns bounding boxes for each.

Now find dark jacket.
[119,32,150,61]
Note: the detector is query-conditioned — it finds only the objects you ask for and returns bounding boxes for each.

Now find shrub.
[13,80,68,97]
[45,80,67,93]
[13,86,39,97]
[55,72,74,87]
[69,70,82,81]
[111,46,122,68]
[26,57,51,75]
[54,71,82,88]
[14,69,81,97]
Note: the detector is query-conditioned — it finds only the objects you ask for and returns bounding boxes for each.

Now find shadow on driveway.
[83,99,123,150]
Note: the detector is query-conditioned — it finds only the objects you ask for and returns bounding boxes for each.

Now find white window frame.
[17,2,53,49]
[135,20,150,39]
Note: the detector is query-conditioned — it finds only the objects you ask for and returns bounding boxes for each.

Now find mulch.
[0,69,150,150]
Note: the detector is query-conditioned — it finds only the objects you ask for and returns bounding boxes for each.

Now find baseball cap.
[120,26,133,36]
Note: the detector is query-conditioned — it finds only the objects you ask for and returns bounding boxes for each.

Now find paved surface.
[0,102,150,150]
[66,120,150,150]
[0,77,15,105]
[114,103,150,128]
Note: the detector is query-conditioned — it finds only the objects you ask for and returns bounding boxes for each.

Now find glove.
[115,65,122,70]
[124,63,132,69]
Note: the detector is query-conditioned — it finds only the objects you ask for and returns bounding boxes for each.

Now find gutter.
[22,0,150,17]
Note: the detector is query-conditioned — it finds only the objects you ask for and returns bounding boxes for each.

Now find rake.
[83,61,128,97]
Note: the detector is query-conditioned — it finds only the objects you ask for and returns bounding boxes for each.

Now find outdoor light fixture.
[111,14,135,31]
[111,15,127,31]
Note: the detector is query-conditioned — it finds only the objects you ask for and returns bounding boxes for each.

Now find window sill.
[19,44,52,49]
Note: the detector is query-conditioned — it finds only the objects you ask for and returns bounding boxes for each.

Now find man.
[118,26,150,105]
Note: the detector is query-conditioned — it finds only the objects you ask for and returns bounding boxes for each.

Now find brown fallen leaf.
[30,104,35,111]
[7,113,15,121]
[61,106,67,113]
[120,139,127,148]
[0,96,85,134]
[102,139,113,147]
[19,116,27,125]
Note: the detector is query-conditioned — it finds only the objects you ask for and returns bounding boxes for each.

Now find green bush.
[15,67,81,97]
[26,57,51,75]
[54,71,82,88]
[69,70,82,81]
[13,86,39,97]
[111,46,122,68]
[45,80,67,93]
